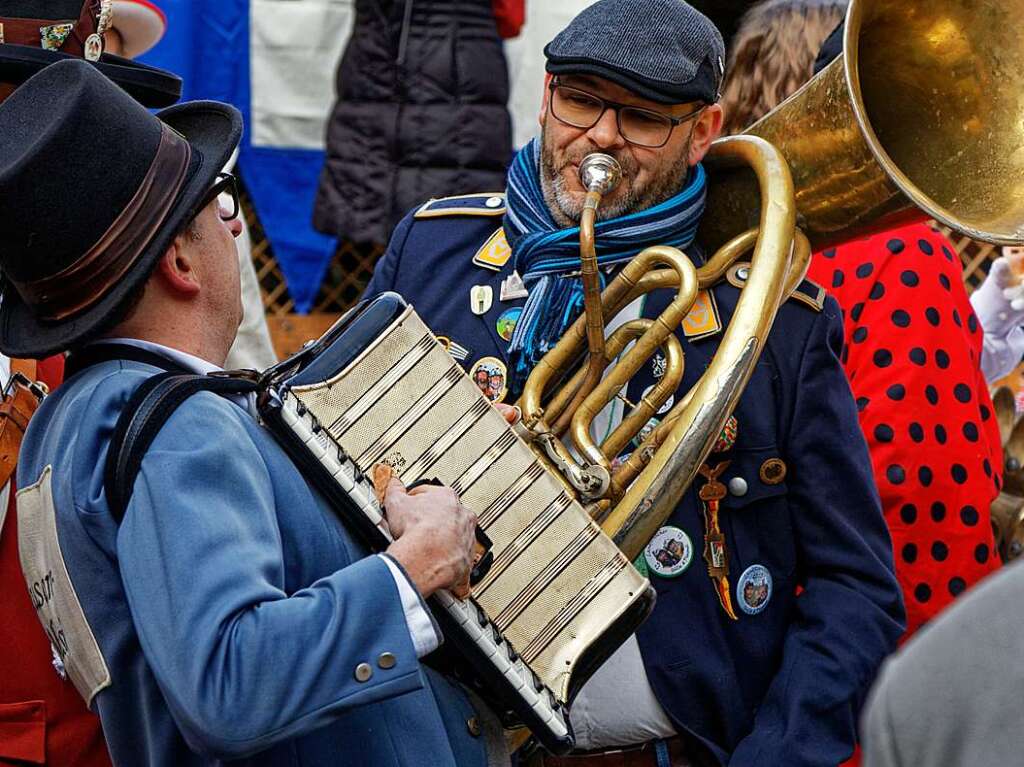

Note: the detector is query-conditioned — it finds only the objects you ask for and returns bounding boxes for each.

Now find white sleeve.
[379,554,442,658]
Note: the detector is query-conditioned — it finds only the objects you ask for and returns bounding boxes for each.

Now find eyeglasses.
[195,172,240,222]
[548,80,705,148]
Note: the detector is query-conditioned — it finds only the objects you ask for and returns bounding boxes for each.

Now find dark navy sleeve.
[729,298,905,767]
[364,209,416,298]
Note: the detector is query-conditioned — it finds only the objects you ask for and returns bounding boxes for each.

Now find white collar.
[99,338,222,376]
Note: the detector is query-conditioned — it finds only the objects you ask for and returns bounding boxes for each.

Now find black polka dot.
[963,422,979,442]
[960,505,979,525]
[902,543,918,563]
[873,349,893,367]
[931,502,947,522]
[942,245,955,261]
[925,307,940,326]
[856,262,874,278]
[901,270,920,287]
[891,309,911,328]
[951,464,968,484]
[856,397,869,412]
[900,503,918,524]
[939,273,951,290]
[952,309,962,327]
[934,424,947,444]
[887,239,906,254]
[886,384,906,401]
[914,583,932,603]
[909,347,927,366]
[935,350,950,369]
[909,422,925,442]
[981,404,991,421]
[851,302,865,322]
[870,283,885,300]
[832,270,845,288]
[874,424,895,443]
[954,383,972,403]
[925,385,939,405]
[918,239,934,255]
[887,464,906,484]
[983,458,993,478]
[949,577,967,597]
[968,314,978,333]
[918,466,933,486]
[821,247,836,259]
[852,327,868,344]
[975,543,990,564]
[931,541,949,561]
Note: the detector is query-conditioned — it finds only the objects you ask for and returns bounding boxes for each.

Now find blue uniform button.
[354,663,373,682]
[728,477,748,497]
[377,652,397,669]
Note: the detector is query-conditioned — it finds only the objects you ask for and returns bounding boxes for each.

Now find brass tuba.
[516,0,1024,561]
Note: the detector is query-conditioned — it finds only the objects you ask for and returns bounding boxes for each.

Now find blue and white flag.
[140,0,354,312]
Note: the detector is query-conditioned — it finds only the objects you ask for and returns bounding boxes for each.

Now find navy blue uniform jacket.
[365,194,906,766]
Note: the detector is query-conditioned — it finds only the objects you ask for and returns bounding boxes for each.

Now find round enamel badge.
[644,526,694,578]
[496,307,522,342]
[736,564,773,615]
[470,357,508,403]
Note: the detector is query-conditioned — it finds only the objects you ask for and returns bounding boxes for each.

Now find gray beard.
[538,127,693,229]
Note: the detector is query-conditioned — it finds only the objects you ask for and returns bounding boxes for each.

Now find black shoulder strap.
[104,373,258,523]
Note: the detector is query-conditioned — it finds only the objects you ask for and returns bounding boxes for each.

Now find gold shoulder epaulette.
[724,262,825,312]
[414,193,506,219]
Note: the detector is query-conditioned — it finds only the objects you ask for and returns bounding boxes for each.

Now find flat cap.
[544,0,726,105]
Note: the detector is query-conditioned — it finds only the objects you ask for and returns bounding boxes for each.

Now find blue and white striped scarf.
[503,138,707,395]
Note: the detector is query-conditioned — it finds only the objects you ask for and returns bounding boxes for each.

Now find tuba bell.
[516,0,1024,561]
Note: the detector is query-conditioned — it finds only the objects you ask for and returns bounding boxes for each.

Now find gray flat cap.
[544,0,726,105]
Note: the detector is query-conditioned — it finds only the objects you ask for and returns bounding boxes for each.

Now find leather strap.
[10,123,191,321]
[0,359,46,487]
[0,1,98,57]
[9,357,37,383]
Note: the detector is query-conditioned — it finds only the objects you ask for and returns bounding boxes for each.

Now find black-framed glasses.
[196,172,240,222]
[548,79,705,148]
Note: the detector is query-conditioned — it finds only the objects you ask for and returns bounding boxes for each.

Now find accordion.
[258,293,655,754]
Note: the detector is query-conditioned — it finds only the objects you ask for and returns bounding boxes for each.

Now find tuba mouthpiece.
[579,154,622,195]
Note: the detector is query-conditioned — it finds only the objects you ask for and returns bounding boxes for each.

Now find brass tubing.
[601,135,796,561]
[569,247,699,468]
[572,189,610,429]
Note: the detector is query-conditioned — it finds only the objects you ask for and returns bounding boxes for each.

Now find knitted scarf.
[503,138,707,395]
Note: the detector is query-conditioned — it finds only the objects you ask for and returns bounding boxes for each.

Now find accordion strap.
[104,372,258,523]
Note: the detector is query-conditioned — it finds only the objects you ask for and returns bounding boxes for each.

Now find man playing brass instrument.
[365,0,905,764]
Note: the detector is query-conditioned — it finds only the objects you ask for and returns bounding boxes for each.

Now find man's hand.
[494,402,520,424]
[383,477,477,598]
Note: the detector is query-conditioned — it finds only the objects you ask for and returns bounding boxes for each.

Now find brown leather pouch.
[0,361,47,488]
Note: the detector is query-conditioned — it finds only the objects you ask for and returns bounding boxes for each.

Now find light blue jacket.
[17,358,492,766]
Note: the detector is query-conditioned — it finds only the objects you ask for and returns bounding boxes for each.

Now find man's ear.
[688,103,724,166]
[538,73,553,128]
[155,232,201,298]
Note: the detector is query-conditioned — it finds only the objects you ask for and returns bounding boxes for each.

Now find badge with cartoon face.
[644,526,694,578]
[496,307,522,342]
[470,357,507,403]
[736,564,773,615]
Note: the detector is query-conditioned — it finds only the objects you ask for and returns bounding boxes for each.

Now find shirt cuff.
[379,553,442,658]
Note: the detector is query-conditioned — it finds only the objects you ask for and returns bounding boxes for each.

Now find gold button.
[466,716,482,737]
[759,458,787,485]
[354,663,373,683]
[378,652,397,669]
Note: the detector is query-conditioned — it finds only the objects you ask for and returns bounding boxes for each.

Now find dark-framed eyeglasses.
[195,172,240,222]
[548,79,705,149]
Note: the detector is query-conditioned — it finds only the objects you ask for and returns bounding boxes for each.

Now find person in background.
[0,2,179,763]
[721,4,1002,646]
[969,247,1024,385]
[314,0,522,248]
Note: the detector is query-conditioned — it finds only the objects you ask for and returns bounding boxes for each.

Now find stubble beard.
[539,118,694,229]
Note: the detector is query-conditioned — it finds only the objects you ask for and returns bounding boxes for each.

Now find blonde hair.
[720,0,847,136]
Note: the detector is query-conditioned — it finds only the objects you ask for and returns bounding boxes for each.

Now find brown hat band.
[12,122,191,321]
[0,1,100,58]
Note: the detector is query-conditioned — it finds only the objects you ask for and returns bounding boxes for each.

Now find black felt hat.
[544,0,726,105]
[0,0,181,107]
[0,58,242,358]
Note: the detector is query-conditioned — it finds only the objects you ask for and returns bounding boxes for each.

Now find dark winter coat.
[314,0,513,245]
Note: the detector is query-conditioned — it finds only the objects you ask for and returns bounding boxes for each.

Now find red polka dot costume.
[807,222,1001,638]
